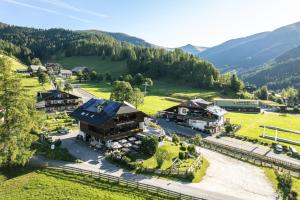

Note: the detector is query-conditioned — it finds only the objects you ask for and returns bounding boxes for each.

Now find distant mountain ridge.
[178,44,208,55]
[199,21,300,72]
[242,45,300,89]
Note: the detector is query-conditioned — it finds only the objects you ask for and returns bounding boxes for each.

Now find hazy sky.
[1,0,300,47]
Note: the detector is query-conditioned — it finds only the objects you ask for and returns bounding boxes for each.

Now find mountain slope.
[199,21,300,72]
[178,44,207,55]
[81,30,155,47]
[242,45,300,89]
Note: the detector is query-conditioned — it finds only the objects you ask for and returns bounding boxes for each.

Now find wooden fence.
[202,139,300,177]
[46,165,206,200]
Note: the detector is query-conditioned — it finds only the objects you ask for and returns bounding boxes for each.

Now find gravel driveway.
[196,148,276,200]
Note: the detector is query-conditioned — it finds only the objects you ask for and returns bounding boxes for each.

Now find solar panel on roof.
[103,101,120,115]
[82,98,96,109]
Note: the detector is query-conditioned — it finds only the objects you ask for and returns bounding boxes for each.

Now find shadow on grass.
[0,165,39,181]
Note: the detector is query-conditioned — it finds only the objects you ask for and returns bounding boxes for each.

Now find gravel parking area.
[196,148,276,200]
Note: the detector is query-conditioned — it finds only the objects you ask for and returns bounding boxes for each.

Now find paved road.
[72,86,97,103]
[38,130,276,200]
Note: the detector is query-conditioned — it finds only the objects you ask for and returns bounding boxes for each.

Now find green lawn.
[0,54,27,70]
[80,80,234,115]
[0,167,175,200]
[226,112,300,151]
[21,75,52,96]
[51,56,128,77]
[264,168,300,200]
[142,142,180,170]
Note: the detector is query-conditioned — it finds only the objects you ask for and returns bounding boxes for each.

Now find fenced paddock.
[46,165,206,200]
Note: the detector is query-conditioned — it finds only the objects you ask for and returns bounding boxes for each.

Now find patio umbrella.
[119,139,128,144]
[123,143,132,148]
[128,137,137,141]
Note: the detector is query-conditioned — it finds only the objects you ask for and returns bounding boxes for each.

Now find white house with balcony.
[160,99,227,134]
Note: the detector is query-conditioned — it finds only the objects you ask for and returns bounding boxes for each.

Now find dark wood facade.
[37,89,82,112]
[70,99,146,142]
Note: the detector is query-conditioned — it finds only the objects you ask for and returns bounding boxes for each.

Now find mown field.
[51,56,128,77]
[0,167,175,200]
[80,80,234,115]
[226,112,300,151]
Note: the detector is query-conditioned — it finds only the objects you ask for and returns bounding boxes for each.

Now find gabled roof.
[206,105,227,117]
[72,66,88,72]
[179,98,213,109]
[69,98,144,127]
[60,69,72,74]
[29,65,46,71]
[37,89,81,102]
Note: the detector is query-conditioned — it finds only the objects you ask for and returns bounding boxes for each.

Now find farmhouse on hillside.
[36,88,82,112]
[59,69,72,79]
[214,99,261,113]
[69,98,147,143]
[160,99,227,134]
[71,66,89,75]
[28,65,46,75]
[45,63,62,75]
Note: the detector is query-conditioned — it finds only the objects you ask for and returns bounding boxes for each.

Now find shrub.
[180,146,187,151]
[191,134,202,146]
[141,136,158,156]
[178,151,185,160]
[54,139,62,147]
[187,171,195,181]
[172,134,180,144]
[180,142,187,151]
[225,124,233,133]
[155,148,171,168]
[187,144,196,156]
[282,145,288,152]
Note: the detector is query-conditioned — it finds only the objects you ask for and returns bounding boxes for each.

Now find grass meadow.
[226,112,300,151]
[0,167,176,200]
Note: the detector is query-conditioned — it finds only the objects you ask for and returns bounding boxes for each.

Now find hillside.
[199,21,300,72]
[242,45,300,89]
[81,30,155,47]
[51,56,128,77]
[0,54,52,95]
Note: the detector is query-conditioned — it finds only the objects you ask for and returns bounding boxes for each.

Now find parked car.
[57,128,70,134]
[274,144,283,153]
[289,146,298,156]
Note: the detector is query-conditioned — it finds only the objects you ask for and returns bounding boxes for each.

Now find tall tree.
[131,88,144,108]
[31,57,42,65]
[38,72,49,86]
[230,74,243,92]
[110,81,133,102]
[0,57,40,166]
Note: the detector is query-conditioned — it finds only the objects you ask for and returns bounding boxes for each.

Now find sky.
[1,0,300,47]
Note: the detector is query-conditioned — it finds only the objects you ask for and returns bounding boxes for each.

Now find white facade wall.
[188,119,207,130]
